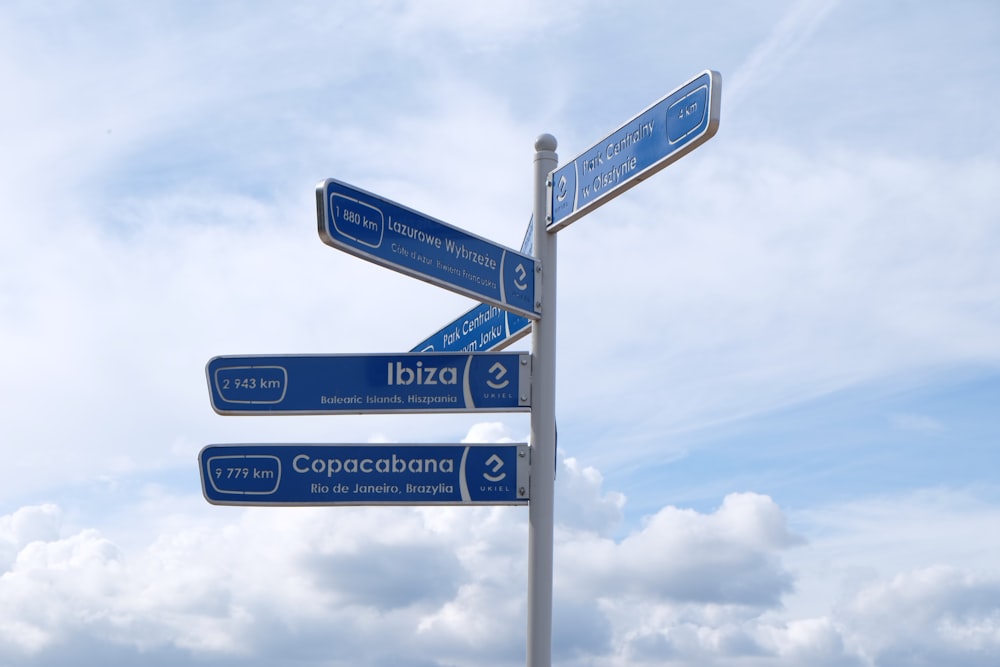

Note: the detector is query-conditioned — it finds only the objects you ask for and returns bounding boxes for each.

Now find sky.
[1,0,999,665]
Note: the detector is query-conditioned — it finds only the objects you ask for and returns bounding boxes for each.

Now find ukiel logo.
[482,453,507,483]
[486,361,510,390]
[556,174,569,202]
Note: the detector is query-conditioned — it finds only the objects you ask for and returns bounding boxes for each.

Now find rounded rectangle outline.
[666,83,710,145]
[211,365,289,405]
[330,192,385,248]
[205,454,282,495]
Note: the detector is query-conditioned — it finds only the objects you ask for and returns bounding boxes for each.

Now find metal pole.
[528,133,557,667]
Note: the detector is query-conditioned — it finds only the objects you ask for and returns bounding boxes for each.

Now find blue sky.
[2,1,1000,665]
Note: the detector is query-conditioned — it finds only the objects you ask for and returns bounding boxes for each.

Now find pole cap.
[535,133,557,152]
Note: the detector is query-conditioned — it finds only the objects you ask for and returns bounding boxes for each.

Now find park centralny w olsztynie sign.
[201,69,720,667]
[548,70,720,231]
[410,69,721,353]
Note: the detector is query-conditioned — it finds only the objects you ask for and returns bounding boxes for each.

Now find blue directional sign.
[199,443,531,506]
[206,352,531,415]
[317,179,540,319]
[548,70,721,231]
[413,217,535,353]
[412,304,531,353]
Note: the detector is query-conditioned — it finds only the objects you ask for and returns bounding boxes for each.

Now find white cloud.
[556,455,625,536]
[462,421,520,444]
[3,0,996,502]
[728,0,840,109]
[552,142,1000,468]
[555,493,799,608]
[889,412,945,435]
[0,465,794,665]
[1,1,999,665]
[4,468,1000,666]
[841,566,1000,664]
[0,505,62,558]
[384,0,594,52]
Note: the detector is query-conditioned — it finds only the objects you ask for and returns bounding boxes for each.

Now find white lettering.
[387,361,459,386]
[388,216,442,249]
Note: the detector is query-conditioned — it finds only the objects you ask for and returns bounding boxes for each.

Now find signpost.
[206,352,531,415]
[204,69,721,667]
[317,179,541,319]
[548,70,721,231]
[199,443,530,506]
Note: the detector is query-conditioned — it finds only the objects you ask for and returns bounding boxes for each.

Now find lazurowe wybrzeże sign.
[317,179,540,318]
